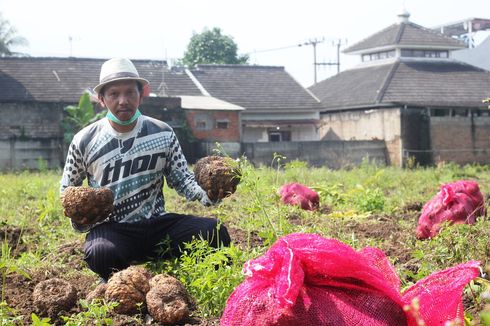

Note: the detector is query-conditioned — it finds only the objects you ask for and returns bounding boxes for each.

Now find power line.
[246,37,347,84]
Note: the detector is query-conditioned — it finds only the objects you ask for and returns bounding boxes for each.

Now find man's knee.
[84,239,122,280]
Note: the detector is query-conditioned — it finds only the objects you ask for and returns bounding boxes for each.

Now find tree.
[0,13,28,57]
[182,27,248,67]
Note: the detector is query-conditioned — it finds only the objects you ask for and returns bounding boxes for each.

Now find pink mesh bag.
[279,183,319,211]
[416,180,486,239]
[221,233,479,326]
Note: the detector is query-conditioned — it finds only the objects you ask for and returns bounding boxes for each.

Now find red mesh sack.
[402,260,480,325]
[416,180,486,239]
[220,233,480,326]
[278,183,319,211]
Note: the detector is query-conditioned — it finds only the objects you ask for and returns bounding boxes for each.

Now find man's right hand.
[200,192,221,207]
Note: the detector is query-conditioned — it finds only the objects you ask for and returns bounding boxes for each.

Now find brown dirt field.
[2,203,484,325]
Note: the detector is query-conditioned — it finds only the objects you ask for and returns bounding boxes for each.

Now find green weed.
[61,299,118,326]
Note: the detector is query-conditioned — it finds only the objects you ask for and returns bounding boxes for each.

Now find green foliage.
[61,299,117,325]
[0,13,28,57]
[352,185,385,213]
[3,162,490,322]
[182,27,249,67]
[31,313,53,325]
[150,239,252,318]
[0,301,24,325]
[63,93,106,144]
[1,241,30,305]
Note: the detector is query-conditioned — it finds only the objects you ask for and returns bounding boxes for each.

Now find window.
[401,49,449,58]
[268,131,291,142]
[196,121,207,130]
[216,120,229,129]
[361,50,395,62]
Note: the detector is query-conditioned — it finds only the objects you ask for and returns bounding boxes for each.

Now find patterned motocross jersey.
[60,116,205,232]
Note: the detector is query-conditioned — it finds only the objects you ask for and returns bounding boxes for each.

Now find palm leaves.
[0,13,28,57]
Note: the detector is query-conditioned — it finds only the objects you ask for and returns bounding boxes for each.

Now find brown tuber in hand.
[61,186,114,226]
[193,156,241,202]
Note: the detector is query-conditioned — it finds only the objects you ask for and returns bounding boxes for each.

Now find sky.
[2,0,490,88]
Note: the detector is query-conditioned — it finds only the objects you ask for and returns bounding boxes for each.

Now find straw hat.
[94,58,149,94]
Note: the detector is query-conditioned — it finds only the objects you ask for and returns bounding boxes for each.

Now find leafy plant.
[152,239,251,318]
[61,299,117,326]
[31,313,52,325]
[63,92,106,144]
[1,241,30,304]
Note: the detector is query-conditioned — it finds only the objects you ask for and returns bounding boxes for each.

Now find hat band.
[100,71,139,83]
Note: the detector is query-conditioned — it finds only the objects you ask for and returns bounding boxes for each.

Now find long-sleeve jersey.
[60,115,206,232]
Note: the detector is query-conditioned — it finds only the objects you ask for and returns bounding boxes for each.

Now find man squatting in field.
[60,58,231,282]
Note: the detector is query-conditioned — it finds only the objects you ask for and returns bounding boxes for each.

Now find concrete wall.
[0,138,63,170]
[430,115,490,165]
[0,102,64,139]
[320,108,402,166]
[242,140,387,169]
[0,102,65,170]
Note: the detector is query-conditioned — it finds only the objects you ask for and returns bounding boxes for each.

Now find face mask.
[106,109,141,126]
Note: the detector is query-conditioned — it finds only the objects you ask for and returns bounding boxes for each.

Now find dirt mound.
[194,156,241,202]
[33,278,77,318]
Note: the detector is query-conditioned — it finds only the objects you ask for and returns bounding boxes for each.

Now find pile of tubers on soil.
[193,155,241,202]
[86,266,194,324]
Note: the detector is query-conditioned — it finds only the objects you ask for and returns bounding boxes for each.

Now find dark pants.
[84,213,231,281]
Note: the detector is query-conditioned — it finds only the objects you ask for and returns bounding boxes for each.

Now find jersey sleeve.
[60,138,92,232]
[163,131,206,201]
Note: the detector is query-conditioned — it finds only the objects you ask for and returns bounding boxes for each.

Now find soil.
[3,236,219,325]
[1,204,480,325]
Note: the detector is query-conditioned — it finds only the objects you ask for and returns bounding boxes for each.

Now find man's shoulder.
[140,115,173,133]
[72,119,106,143]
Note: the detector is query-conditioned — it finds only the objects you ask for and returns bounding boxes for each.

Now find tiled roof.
[0,57,166,103]
[187,64,322,112]
[0,58,320,114]
[158,70,202,96]
[309,59,490,110]
[344,22,466,54]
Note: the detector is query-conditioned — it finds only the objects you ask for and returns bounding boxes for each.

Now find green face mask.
[106,109,141,126]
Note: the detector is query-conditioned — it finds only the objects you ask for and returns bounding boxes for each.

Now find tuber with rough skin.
[61,186,113,225]
[146,274,193,324]
[104,266,152,314]
[193,156,241,202]
[33,278,77,317]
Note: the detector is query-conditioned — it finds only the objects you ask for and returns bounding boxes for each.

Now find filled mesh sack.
[221,233,480,326]
[416,180,486,239]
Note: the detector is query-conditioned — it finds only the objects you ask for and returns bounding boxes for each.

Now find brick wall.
[430,116,490,165]
[185,110,240,142]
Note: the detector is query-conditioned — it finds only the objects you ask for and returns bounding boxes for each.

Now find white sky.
[2,0,490,87]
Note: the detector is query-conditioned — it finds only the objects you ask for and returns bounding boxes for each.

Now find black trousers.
[84,213,231,281]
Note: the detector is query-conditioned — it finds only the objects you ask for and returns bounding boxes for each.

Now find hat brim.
[93,77,149,94]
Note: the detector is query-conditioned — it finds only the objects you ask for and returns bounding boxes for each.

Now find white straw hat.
[94,58,149,94]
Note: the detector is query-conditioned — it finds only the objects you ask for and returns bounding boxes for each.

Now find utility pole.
[301,38,325,84]
[313,39,347,84]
